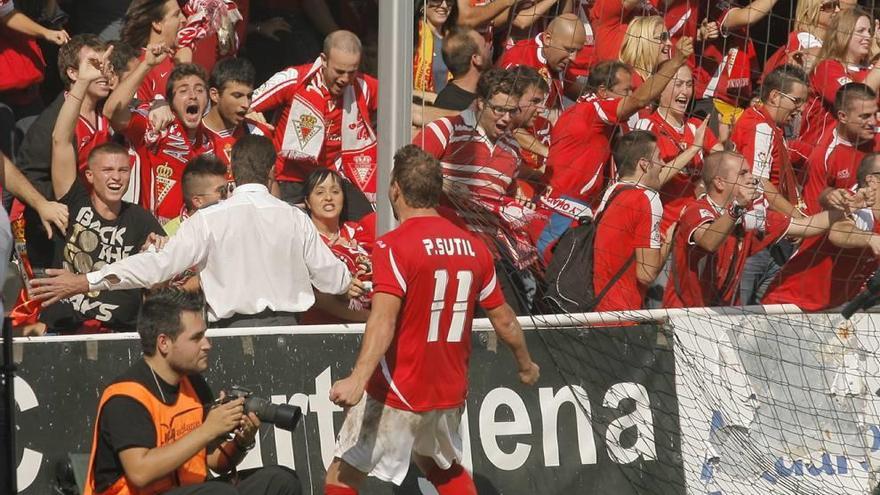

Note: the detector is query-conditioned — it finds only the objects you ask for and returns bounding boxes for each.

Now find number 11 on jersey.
[428,269,473,343]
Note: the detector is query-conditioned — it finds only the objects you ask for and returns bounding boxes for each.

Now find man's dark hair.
[857,153,880,187]
[510,65,549,96]
[231,135,276,185]
[58,34,106,89]
[122,0,171,49]
[393,145,442,208]
[761,64,808,102]
[834,82,878,114]
[182,155,227,210]
[586,60,630,94]
[613,130,658,178]
[209,57,256,92]
[166,63,208,100]
[477,68,520,101]
[442,27,481,78]
[106,39,140,77]
[87,142,130,168]
[138,289,206,357]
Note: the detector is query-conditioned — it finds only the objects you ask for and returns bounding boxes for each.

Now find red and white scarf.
[281,57,378,200]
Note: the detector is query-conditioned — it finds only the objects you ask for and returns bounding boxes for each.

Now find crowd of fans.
[1,0,880,335]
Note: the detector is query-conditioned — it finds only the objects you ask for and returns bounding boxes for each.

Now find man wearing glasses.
[730,64,810,304]
[413,68,539,313]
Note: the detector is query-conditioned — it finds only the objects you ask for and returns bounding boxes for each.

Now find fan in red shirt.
[763,153,880,311]
[634,62,722,233]
[803,83,879,214]
[759,0,835,82]
[323,145,538,495]
[537,37,693,254]
[799,9,880,149]
[731,65,809,218]
[121,0,187,103]
[591,131,668,312]
[589,0,659,62]
[250,30,378,213]
[498,13,586,112]
[508,67,551,206]
[201,57,273,184]
[104,48,214,224]
[664,151,835,308]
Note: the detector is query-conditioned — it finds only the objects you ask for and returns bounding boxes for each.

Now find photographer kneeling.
[83,290,301,495]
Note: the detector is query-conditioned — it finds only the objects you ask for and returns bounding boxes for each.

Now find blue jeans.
[739,240,794,305]
[536,196,587,255]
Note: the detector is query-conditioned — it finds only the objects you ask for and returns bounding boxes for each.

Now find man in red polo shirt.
[104,46,213,225]
[803,83,879,214]
[414,68,537,312]
[730,64,809,303]
[498,13,586,115]
[250,30,376,218]
[536,36,694,254]
[763,153,880,311]
[591,131,667,312]
[664,151,836,308]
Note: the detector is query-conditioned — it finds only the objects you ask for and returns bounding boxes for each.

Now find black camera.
[219,386,302,431]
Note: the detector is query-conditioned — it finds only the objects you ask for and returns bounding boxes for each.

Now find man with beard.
[104,44,214,224]
[41,50,163,333]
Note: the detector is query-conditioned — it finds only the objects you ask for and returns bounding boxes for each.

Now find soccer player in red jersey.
[799,9,880,150]
[591,131,669,312]
[537,36,693,254]
[121,0,187,103]
[498,13,586,113]
[250,30,378,213]
[104,46,214,224]
[803,83,879,214]
[763,153,880,311]
[323,145,539,495]
[201,57,273,183]
[664,151,835,308]
[634,62,722,233]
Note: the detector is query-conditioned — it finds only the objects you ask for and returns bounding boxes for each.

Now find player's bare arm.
[485,303,539,385]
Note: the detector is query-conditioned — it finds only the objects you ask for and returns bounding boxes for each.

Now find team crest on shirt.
[293,114,322,148]
[155,162,176,206]
[353,154,374,183]
[838,169,851,179]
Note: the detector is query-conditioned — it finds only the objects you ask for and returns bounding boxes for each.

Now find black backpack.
[542,187,635,314]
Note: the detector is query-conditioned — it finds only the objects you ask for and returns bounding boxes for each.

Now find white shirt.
[86,183,352,321]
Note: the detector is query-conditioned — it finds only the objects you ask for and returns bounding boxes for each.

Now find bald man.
[499,13,586,113]
[250,30,377,217]
[663,151,836,308]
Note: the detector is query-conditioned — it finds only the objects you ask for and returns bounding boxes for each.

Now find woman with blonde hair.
[799,7,880,145]
[762,0,839,80]
[619,16,672,90]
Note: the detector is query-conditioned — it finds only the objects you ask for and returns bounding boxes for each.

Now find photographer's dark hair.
[122,0,171,49]
[392,144,442,208]
[182,155,227,210]
[613,130,657,178]
[166,63,208,100]
[58,34,106,89]
[231,135,276,185]
[138,289,206,356]
[304,169,347,221]
[210,57,256,92]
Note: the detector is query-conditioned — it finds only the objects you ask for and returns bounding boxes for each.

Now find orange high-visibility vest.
[83,378,208,495]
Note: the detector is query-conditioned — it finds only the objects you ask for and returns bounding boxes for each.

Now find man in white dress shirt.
[31,135,359,328]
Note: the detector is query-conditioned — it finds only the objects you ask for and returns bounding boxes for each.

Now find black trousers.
[163,466,301,495]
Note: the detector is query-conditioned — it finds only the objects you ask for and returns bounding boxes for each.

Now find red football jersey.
[592,182,663,312]
[730,105,801,208]
[664,0,698,44]
[694,7,759,107]
[763,209,880,311]
[203,118,274,182]
[802,129,875,214]
[590,0,658,62]
[366,216,505,411]
[75,110,112,175]
[123,109,214,223]
[800,60,870,148]
[663,197,791,308]
[565,0,597,79]
[136,55,175,103]
[634,113,718,233]
[498,34,565,111]
[761,31,822,84]
[546,95,629,204]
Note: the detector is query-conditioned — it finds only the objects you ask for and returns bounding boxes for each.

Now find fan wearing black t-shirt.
[40,48,163,333]
[85,289,301,495]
